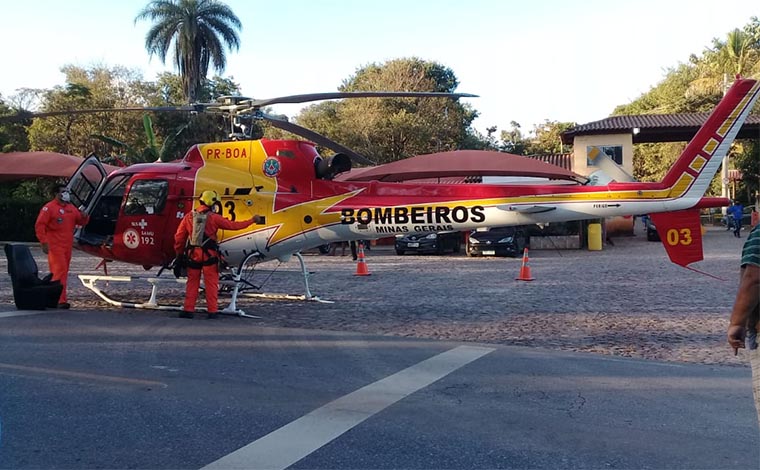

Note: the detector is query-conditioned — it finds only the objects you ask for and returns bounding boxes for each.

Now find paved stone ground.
[0,226,751,367]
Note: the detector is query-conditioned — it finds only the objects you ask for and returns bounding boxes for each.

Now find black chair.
[4,244,62,310]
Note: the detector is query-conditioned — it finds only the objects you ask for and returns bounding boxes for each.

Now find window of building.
[586,145,623,166]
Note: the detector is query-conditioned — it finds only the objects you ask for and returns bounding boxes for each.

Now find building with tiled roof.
[562,114,760,144]
[559,114,760,182]
[527,153,574,172]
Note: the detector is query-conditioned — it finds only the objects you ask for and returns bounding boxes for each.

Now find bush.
[0,199,45,242]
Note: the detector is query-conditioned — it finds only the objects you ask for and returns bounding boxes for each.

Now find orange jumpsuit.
[34,199,89,304]
[174,206,252,313]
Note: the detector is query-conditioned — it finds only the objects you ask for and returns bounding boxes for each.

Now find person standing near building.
[728,201,745,237]
[34,184,89,309]
[727,223,760,423]
[174,190,263,319]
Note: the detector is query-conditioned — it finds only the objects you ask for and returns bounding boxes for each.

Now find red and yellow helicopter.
[4,79,758,314]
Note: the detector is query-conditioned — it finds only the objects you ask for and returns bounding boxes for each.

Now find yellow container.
[588,223,602,251]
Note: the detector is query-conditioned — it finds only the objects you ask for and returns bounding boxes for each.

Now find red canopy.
[0,152,120,181]
[335,150,585,183]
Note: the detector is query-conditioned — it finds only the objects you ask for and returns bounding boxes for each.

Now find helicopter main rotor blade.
[263,115,376,166]
[248,91,478,108]
[0,105,199,123]
[0,91,477,122]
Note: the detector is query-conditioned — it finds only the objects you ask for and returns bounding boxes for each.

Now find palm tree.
[723,28,756,77]
[688,28,760,100]
[135,0,242,103]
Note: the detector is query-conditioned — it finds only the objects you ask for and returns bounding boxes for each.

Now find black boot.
[206,312,218,319]
[179,311,194,319]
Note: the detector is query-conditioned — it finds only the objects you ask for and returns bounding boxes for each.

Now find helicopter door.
[65,155,109,214]
[113,178,172,265]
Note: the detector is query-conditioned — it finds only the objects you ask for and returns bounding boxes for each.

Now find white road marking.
[202,345,495,470]
[0,310,48,318]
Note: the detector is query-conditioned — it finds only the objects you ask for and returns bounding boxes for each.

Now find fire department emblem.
[263,158,280,177]
[123,228,140,249]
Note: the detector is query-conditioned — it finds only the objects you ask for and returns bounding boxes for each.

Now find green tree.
[614,64,715,116]
[21,65,241,162]
[150,72,241,104]
[92,114,189,164]
[287,101,343,153]
[27,65,149,156]
[684,26,760,103]
[524,120,574,155]
[724,28,758,76]
[290,57,478,164]
[5,88,44,113]
[608,18,760,198]
[735,141,760,204]
[135,0,242,103]
[458,127,498,151]
[0,97,29,152]
[631,142,685,182]
[147,72,243,156]
[499,121,528,155]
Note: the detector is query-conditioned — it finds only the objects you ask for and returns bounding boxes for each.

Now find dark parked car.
[466,226,528,257]
[643,215,660,242]
[395,231,461,255]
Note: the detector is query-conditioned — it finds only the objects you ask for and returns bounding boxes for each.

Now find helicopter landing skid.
[230,252,334,304]
[240,292,333,303]
[77,274,261,318]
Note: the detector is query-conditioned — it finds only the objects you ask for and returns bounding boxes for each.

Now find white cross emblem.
[137,219,148,230]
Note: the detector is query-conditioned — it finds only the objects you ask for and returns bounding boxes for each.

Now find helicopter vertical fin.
[661,78,760,200]
[641,79,760,277]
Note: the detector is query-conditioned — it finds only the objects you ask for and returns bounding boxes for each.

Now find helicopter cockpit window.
[124,180,169,216]
[92,175,130,221]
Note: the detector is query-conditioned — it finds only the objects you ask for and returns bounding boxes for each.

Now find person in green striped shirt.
[728,223,760,423]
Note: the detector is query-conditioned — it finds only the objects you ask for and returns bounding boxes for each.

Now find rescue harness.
[184,209,219,268]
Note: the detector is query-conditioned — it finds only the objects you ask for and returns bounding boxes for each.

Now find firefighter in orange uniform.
[34,184,90,309]
[174,190,263,319]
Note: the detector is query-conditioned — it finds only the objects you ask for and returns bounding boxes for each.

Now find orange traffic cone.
[515,247,534,281]
[353,242,371,276]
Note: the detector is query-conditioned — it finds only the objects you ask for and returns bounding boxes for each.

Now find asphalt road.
[0,227,758,469]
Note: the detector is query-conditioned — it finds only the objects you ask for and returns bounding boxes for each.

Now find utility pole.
[721,73,730,213]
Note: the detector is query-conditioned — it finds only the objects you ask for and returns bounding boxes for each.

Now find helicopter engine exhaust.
[315,153,353,180]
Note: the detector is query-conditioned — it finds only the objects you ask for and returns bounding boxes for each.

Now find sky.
[2,0,760,136]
